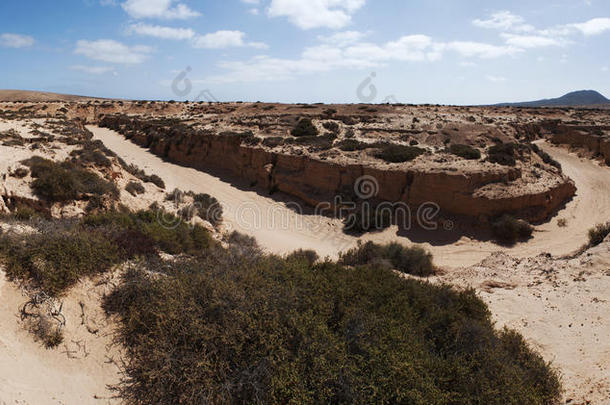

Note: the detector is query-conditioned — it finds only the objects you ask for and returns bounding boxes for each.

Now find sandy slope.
[0,268,121,404]
[89,126,610,268]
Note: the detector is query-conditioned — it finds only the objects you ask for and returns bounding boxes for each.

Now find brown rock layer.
[99,116,575,223]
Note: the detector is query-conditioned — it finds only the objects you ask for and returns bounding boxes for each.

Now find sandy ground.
[0,267,121,404]
[89,126,610,268]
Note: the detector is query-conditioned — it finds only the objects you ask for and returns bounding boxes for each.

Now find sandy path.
[89,126,610,267]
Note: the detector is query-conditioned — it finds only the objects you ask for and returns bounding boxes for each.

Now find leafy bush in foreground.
[104,249,560,404]
[491,215,534,244]
[340,241,435,276]
[449,144,481,160]
[588,222,610,247]
[374,143,425,163]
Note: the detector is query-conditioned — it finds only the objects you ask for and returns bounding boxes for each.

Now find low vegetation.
[102,238,560,404]
[449,144,481,160]
[339,241,435,277]
[291,118,319,137]
[374,143,425,163]
[488,143,517,166]
[588,222,610,247]
[22,157,118,203]
[0,209,214,297]
[125,181,145,196]
[491,214,534,244]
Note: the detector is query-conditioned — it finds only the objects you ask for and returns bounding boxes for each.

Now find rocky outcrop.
[99,116,576,223]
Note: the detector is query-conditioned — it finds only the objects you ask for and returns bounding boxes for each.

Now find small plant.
[374,143,425,163]
[22,157,118,203]
[336,139,367,151]
[491,215,534,244]
[125,181,146,196]
[588,222,610,247]
[291,118,318,137]
[488,143,517,166]
[449,144,481,160]
[339,241,435,277]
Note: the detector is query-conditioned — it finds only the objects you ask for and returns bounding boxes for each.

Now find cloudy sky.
[1,0,609,104]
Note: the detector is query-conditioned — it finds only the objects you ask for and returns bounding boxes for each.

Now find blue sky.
[1,0,609,104]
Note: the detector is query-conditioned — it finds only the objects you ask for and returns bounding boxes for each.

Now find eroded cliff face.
[98,115,575,223]
[550,124,610,163]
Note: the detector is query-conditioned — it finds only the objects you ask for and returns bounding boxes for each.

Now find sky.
[0,0,609,104]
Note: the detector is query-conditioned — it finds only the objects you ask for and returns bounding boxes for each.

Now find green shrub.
[491,215,534,244]
[104,251,560,404]
[291,118,318,137]
[82,209,214,256]
[290,134,335,151]
[22,157,118,203]
[0,229,120,296]
[588,222,610,247]
[336,139,367,151]
[449,144,481,160]
[125,181,145,196]
[488,143,517,166]
[190,192,223,226]
[374,143,425,163]
[340,241,435,276]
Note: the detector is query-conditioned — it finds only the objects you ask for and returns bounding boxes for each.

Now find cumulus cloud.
[192,30,268,49]
[0,33,35,48]
[267,0,366,29]
[122,0,200,19]
[570,17,610,36]
[75,39,153,64]
[501,33,566,48]
[201,34,522,84]
[473,11,534,32]
[128,23,195,40]
[317,31,369,46]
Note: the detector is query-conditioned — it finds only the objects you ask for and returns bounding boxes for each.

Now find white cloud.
[192,30,268,49]
[501,33,565,48]
[473,11,534,32]
[570,18,610,36]
[75,39,153,64]
[70,65,116,75]
[122,0,200,19]
[445,41,521,59]
[267,0,366,29]
[0,33,35,48]
[128,23,195,40]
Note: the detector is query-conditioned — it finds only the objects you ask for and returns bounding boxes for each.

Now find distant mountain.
[0,89,107,102]
[495,90,610,108]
